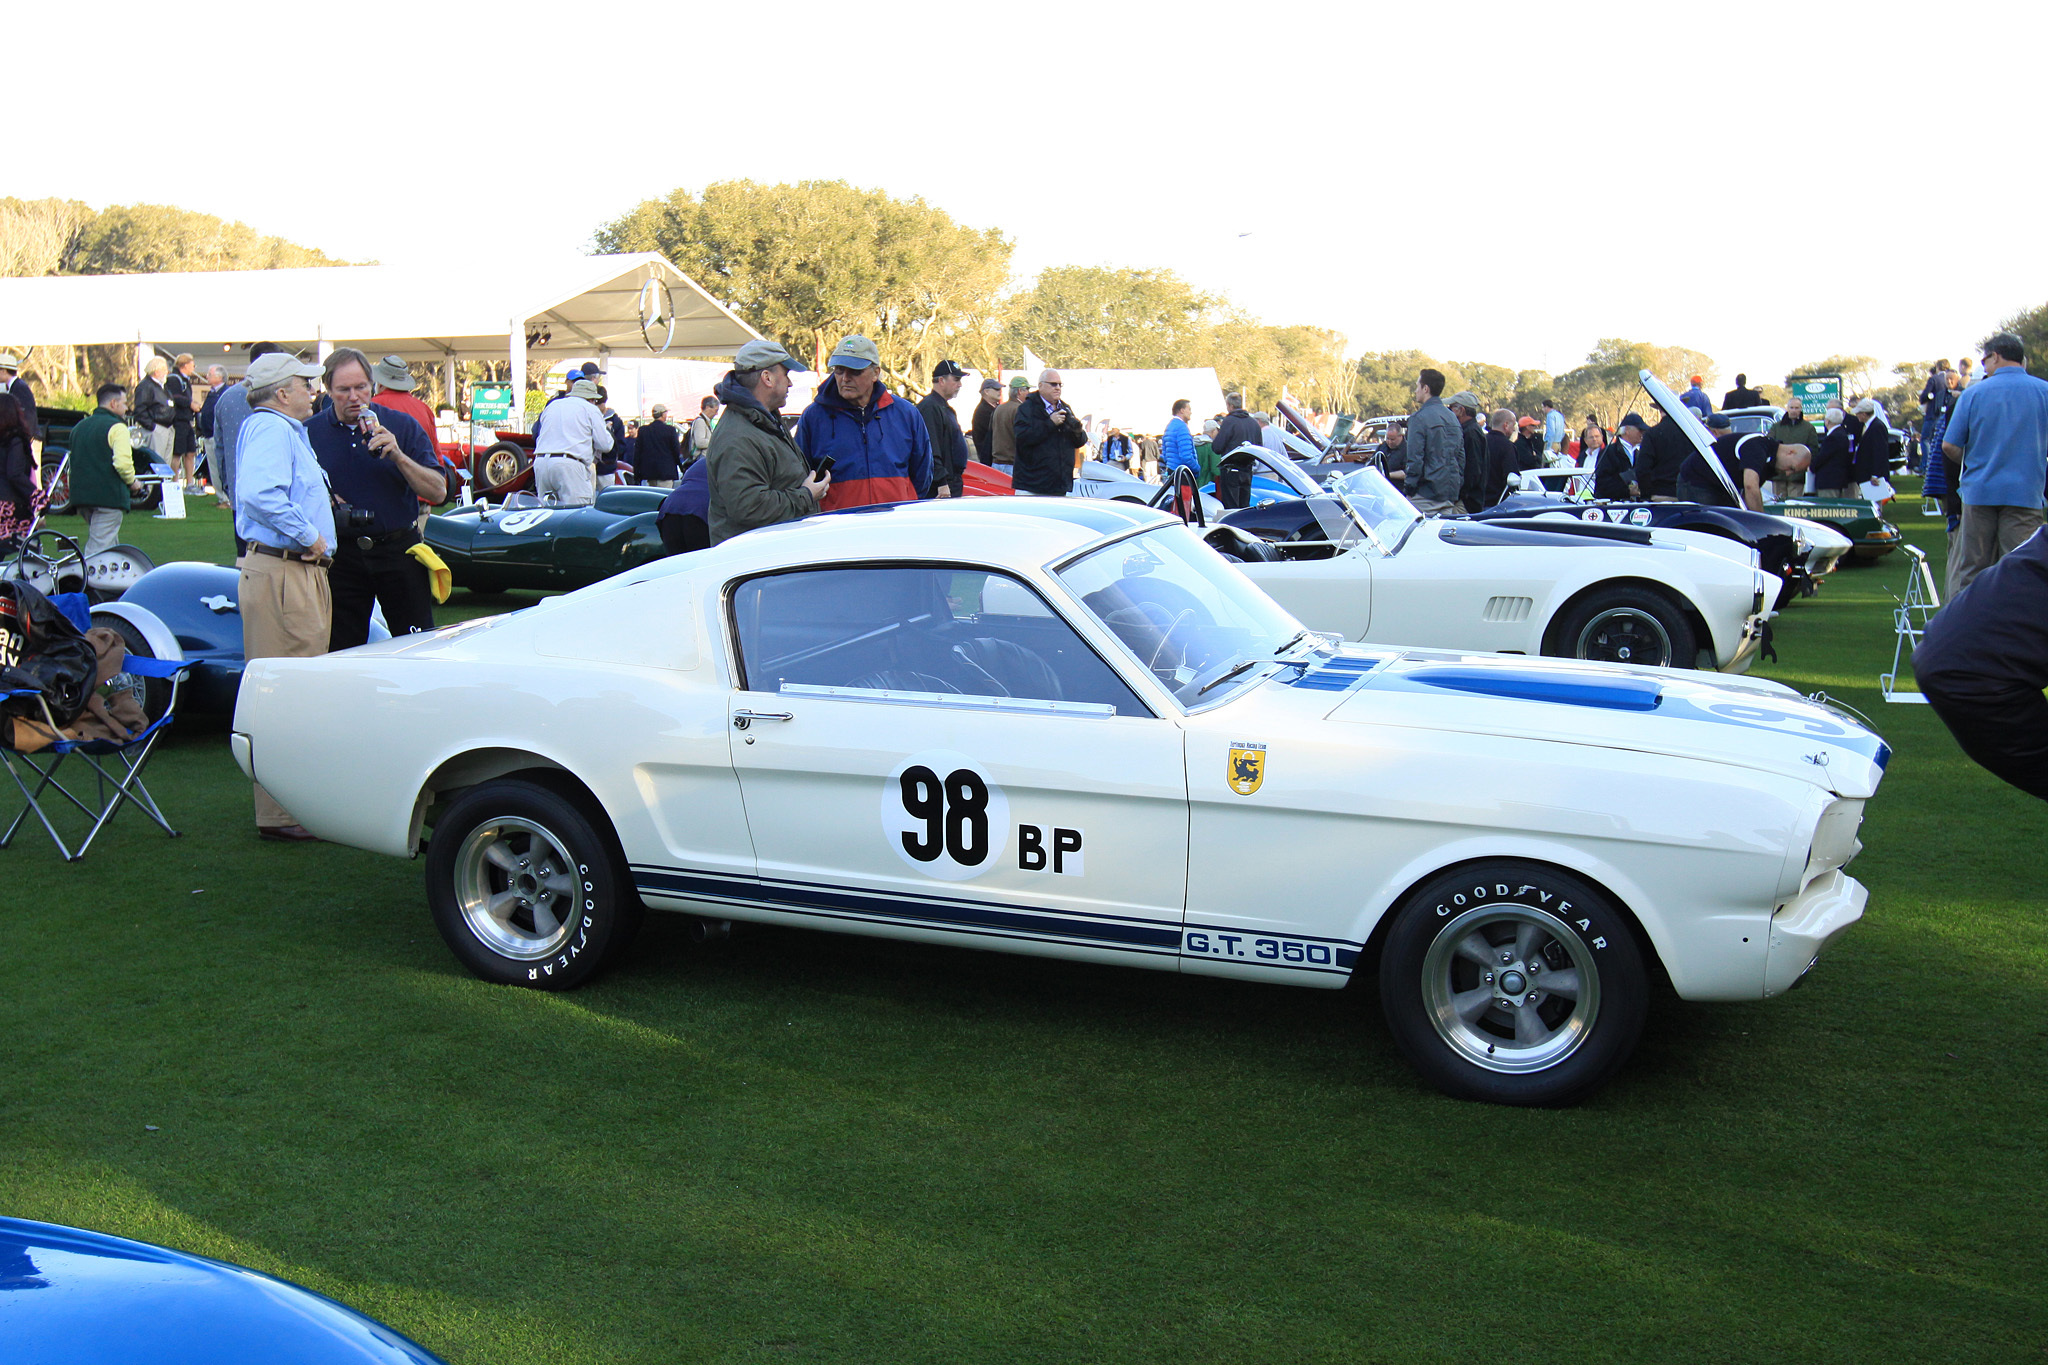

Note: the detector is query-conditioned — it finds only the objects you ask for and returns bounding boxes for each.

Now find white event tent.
[0,253,761,430]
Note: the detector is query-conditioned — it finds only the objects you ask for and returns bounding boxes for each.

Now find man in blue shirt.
[233,351,335,843]
[310,348,450,651]
[1679,375,1712,420]
[1941,331,2048,597]
[1541,398,1567,457]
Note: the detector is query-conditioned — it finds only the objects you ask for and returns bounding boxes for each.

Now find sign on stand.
[1787,375,1842,414]
[470,384,514,423]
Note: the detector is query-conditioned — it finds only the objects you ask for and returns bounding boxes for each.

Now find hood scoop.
[1406,665,1664,712]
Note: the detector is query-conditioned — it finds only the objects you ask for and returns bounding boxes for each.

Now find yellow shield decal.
[1227,742,1266,796]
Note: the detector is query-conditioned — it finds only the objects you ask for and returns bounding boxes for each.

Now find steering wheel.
[1149,607,1198,670]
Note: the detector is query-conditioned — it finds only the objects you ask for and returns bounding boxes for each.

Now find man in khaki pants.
[230,353,336,843]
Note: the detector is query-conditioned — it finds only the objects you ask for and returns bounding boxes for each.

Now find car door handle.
[732,709,793,730]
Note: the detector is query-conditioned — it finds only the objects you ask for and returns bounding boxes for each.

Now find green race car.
[1762,495,1902,561]
[424,486,669,593]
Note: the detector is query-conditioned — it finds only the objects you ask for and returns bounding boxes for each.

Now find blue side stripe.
[634,866,1181,949]
[629,864,1364,975]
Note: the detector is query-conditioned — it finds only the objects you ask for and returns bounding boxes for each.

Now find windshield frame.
[1050,524,1325,713]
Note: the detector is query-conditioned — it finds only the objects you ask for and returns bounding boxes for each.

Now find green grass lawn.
[4,494,2043,1363]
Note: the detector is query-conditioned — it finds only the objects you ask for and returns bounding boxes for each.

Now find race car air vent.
[1483,596,1534,623]
[1406,665,1664,712]
[1285,653,1384,692]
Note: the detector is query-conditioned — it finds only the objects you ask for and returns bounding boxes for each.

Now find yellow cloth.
[407,542,452,603]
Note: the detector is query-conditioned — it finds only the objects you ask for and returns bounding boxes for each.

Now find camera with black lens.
[338,503,377,535]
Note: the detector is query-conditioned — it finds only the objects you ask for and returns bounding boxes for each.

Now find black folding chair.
[0,590,190,862]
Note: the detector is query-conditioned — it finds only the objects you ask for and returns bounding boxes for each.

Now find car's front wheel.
[426,779,640,989]
[1548,585,1697,669]
[1378,862,1648,1105]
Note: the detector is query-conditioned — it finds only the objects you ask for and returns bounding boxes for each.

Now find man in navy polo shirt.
[1676,412,1809,511]
[309,347,451,651]
[1941,330,2048,597]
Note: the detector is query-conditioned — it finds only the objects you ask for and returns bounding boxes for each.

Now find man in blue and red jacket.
[796,334,931,510]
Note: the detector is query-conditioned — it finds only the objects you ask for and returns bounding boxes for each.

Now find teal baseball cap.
[734,339,808,372]
[827,334,881,370]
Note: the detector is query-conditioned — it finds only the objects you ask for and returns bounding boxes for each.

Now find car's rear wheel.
[426,779,641,989]
[1379,861,1648,1106]
[1548,585,1697,669]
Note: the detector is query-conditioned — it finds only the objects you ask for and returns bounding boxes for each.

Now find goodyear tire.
[1378,861,1648,1106]
[1548,585,1697,669]
[426,779,641,990]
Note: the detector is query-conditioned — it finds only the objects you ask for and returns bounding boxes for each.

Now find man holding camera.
[1012,370,1089,496]
[307,347,449,651]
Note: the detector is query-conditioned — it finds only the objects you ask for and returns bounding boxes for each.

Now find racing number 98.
[900,765,990,866]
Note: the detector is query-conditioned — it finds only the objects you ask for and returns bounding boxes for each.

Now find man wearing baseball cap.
[234,351,334,843]
[637,402,682,488]
[795,334,932,509]
[707,339,829,543]
[990,375,1032,475]
[917,360,972,498]
[969,376,1003,466]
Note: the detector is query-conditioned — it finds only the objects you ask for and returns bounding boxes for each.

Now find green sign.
[470,383,514,422]
[1787,374,1842,413]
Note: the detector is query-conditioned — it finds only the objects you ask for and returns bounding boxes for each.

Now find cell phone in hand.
[814,456,836,477]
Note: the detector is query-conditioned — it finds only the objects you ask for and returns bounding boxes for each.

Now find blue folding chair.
[0,590,191,862]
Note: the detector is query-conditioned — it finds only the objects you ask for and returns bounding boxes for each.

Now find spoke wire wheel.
[1420,904,1601,1075]
[452,815,585,960]
[1574,606,1671,666]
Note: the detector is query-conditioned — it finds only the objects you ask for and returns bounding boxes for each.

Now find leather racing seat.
[950,638,1062,701]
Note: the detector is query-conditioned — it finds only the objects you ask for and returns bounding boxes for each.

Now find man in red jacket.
[794,334,932,509]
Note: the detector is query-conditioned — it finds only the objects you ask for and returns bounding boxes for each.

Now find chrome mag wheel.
[452,815,583,960]
[1420,905,1601,1074]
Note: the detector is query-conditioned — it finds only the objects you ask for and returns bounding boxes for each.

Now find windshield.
[1057,527,1316,708]
[1329,466,1423,543]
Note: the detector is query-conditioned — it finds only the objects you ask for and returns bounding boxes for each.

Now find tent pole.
[509,318,527,434]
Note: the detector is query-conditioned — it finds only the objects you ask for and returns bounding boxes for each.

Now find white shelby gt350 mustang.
[1209,449,1779,673]
[235,500,1885,1104]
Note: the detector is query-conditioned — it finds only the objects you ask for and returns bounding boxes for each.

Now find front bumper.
[1719,610,1771,674]
[1764,869,1866,997]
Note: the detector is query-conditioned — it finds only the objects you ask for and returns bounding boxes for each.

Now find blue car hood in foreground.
[0,1218,446,1365]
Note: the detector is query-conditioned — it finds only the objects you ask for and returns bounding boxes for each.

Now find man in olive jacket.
[707,340,831,544]
[68,383,147,555]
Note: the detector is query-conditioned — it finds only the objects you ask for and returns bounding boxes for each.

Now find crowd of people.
[9,325,2048,813]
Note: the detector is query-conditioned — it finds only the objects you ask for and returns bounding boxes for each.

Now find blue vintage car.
[0,1217,446,1364]
[89,561,390,721]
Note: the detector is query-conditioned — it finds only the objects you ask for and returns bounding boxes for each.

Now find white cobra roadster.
[235,499,1885,1105]
[1204,449,1778,672]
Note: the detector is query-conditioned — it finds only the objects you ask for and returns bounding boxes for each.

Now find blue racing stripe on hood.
[1406,665,1665,711]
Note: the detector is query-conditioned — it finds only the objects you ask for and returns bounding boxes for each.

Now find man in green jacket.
[1767,398,1823,500]
[68,383,146,554]
[707,339,831,544]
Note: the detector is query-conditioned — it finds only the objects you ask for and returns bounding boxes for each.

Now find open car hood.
[1638,369,1744,503]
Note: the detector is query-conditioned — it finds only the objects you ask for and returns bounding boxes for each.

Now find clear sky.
[17,0,2042,392]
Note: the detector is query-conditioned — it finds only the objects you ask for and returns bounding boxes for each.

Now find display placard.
[470,383,514,422]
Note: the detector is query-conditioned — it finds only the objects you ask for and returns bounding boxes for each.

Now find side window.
[732,566,1149,717]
